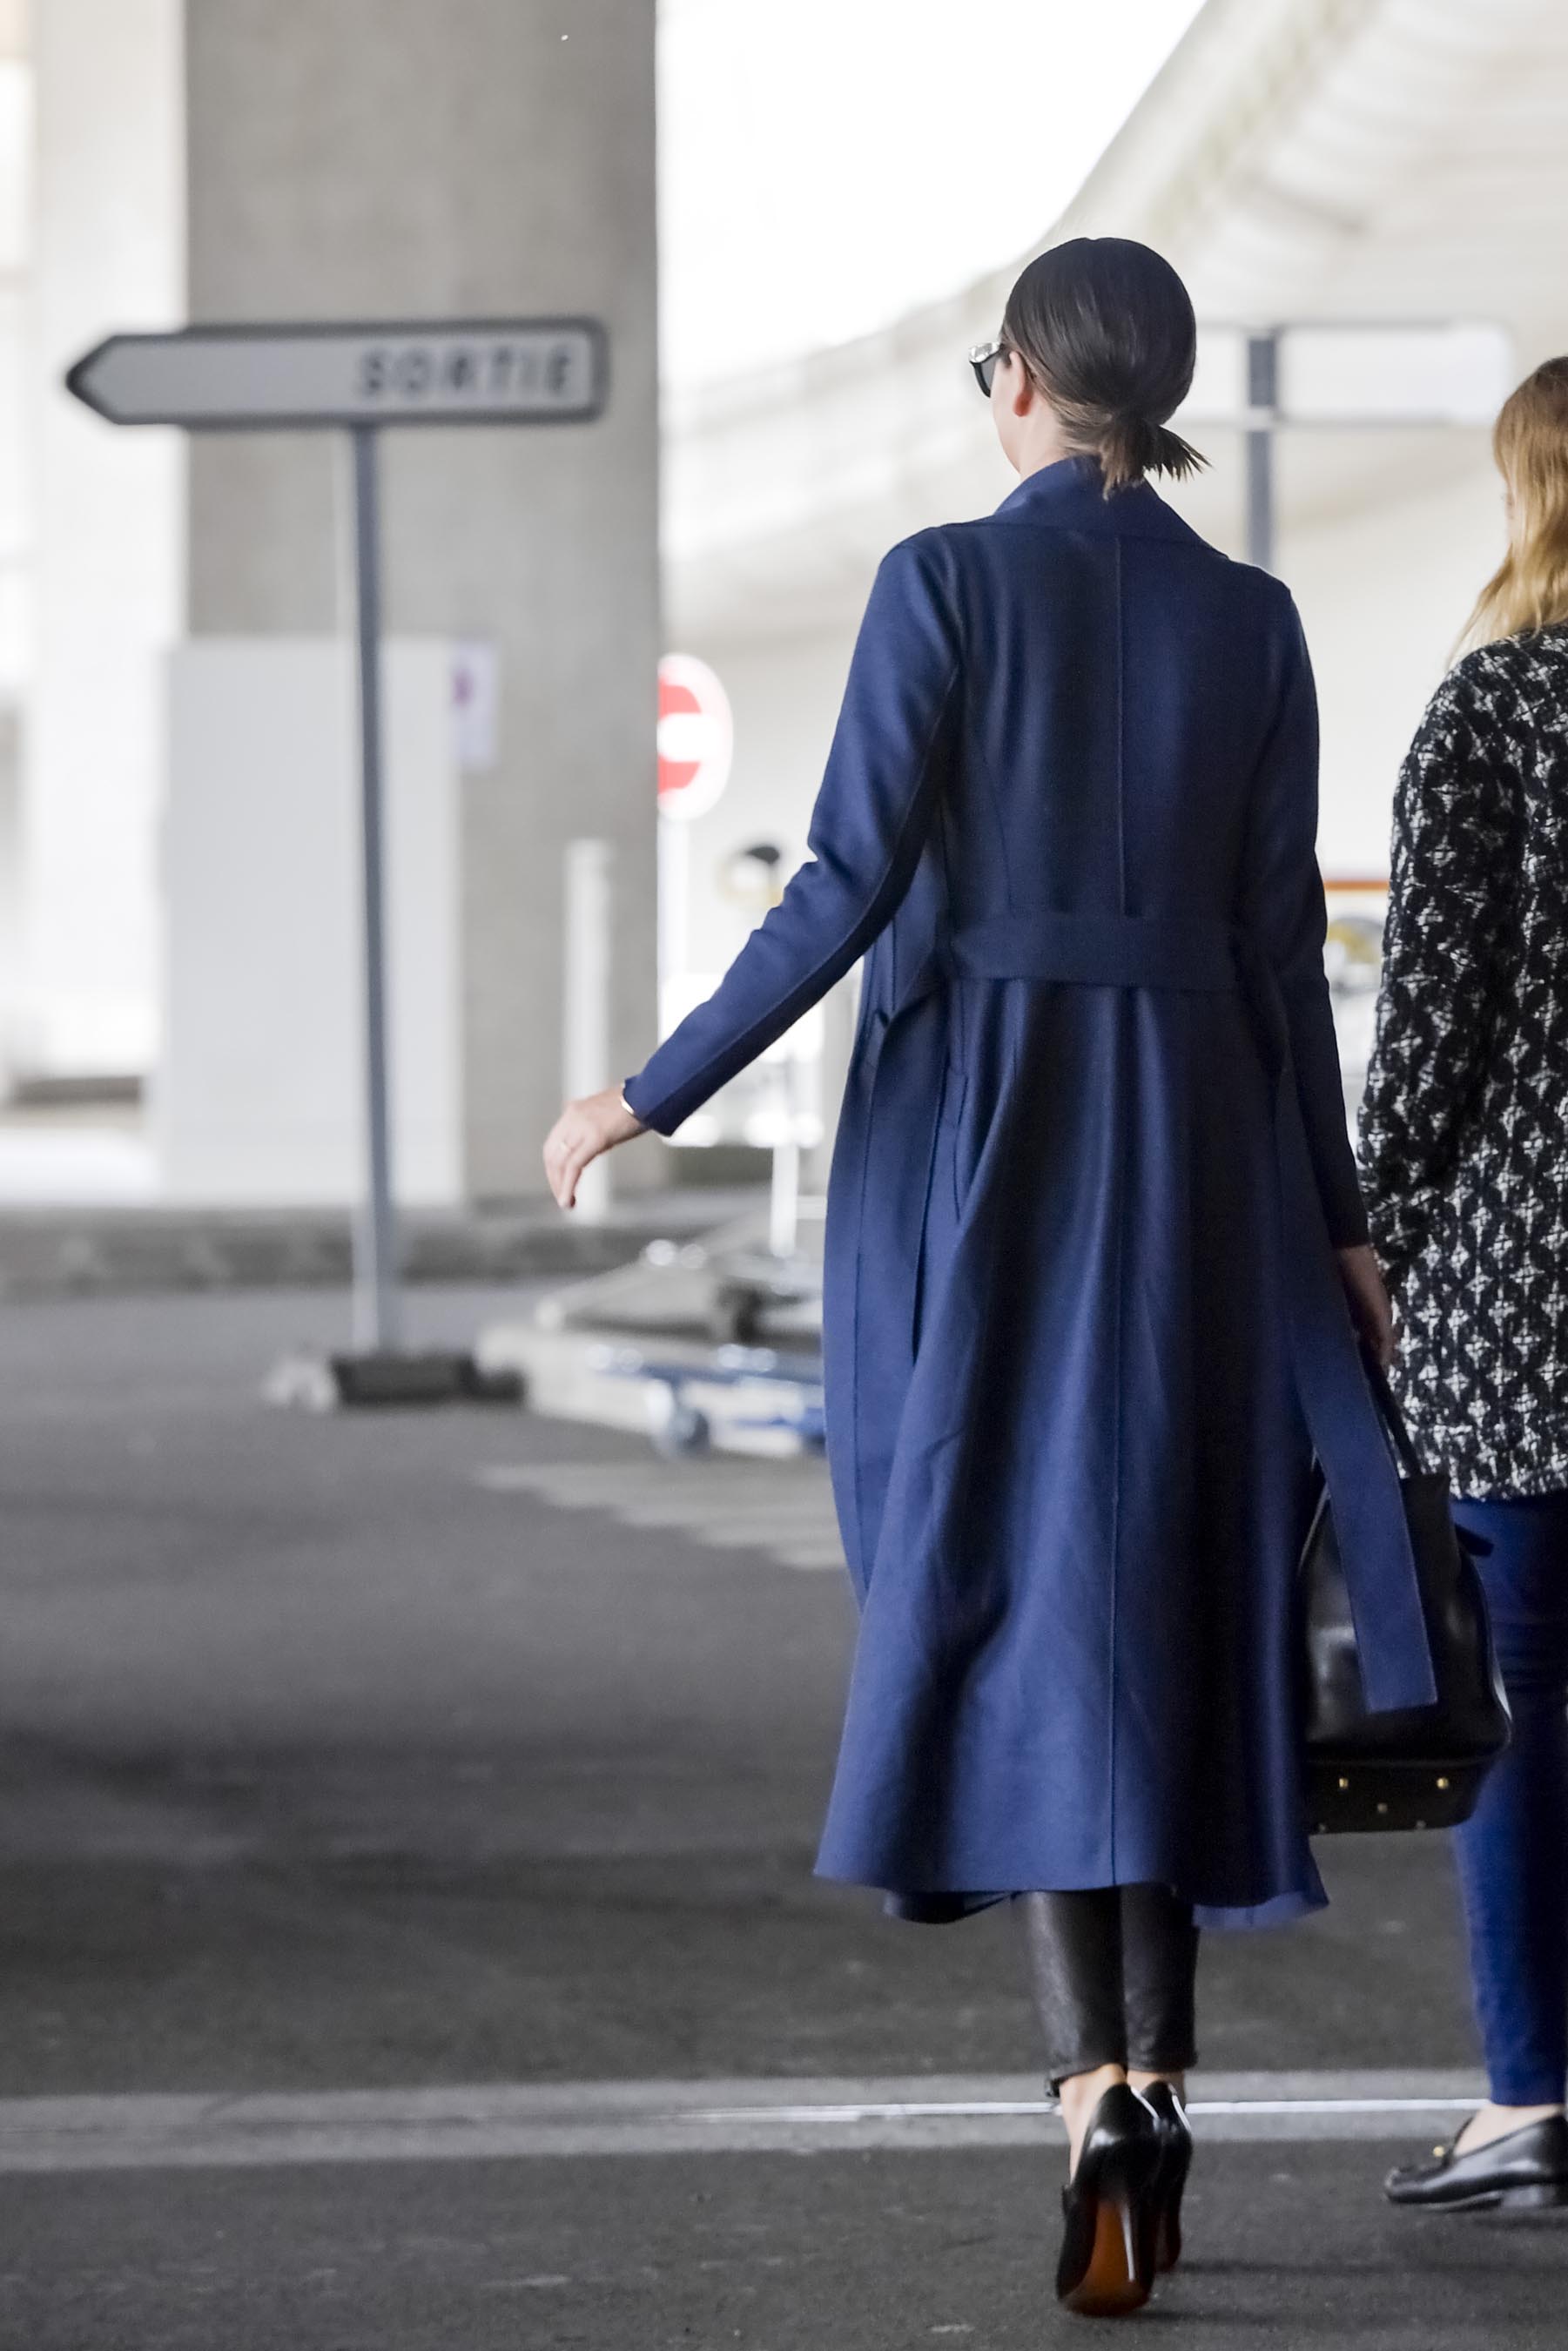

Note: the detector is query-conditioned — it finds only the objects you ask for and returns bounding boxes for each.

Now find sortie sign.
[64,313,609,1387]
[65,317,607,430]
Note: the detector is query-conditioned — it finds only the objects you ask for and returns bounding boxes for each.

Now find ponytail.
[1001,239,1209,496]
[1098,412,1208,492]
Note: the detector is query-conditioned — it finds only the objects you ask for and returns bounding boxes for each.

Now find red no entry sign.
[657,653,732,821]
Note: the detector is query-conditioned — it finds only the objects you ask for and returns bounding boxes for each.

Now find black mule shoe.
[1138,2082,1194,2271]
[1385,2112,1568,2213]
[1057,2085,1160,2317]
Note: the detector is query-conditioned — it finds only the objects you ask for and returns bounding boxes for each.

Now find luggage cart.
[595,1341,825,1458]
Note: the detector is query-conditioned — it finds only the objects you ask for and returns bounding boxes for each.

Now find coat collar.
[994,452,1201,543]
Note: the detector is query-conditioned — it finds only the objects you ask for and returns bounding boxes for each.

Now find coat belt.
[935,908,1435,1714]
[950,911,1241,993]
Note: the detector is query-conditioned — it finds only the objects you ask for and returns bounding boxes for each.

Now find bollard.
[562,838,614,1224]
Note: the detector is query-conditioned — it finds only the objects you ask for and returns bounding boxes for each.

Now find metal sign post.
[1179,319,1513,575]
[347,424,399,1354]
[68,317,609,1399]
[1244,330,1279,574]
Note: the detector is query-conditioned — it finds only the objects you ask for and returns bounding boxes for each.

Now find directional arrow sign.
[66,317,608,429]
[63,312,612,1371]
[1163,318,1513,576]
[1177,320,1512,429]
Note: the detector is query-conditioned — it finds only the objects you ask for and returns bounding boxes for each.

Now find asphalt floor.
[0,1283,1558,2348]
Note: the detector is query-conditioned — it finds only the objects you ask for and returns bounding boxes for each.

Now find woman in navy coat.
[545,239,1434,2314]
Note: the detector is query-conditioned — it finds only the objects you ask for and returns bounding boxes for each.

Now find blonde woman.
[1363,357,1568,2213]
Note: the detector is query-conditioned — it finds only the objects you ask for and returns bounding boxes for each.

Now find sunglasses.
[969,337,1009,399]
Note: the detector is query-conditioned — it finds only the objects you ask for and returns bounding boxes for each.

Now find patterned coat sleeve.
[1358,661,1521,1280]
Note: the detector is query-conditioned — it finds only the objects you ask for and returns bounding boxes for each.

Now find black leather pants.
[1020,1884,1199,2090]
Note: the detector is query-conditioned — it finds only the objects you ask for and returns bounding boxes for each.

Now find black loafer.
[1385,2113,1568,2212]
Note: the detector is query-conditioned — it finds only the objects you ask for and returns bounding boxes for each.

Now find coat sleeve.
[1356,664,1519,1281]
[1239,593,1368,1248]
[622,535,962,1136]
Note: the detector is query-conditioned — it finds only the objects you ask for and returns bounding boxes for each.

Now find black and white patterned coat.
[1359,623,1568,1499]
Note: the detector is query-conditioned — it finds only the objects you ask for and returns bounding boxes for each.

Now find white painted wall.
[0,48,31,1032]
[1289,455,1506,879]
[654,628,858,1171]
[20,0,184,1079]
[670,629,851,982]
[156,640,461,1206]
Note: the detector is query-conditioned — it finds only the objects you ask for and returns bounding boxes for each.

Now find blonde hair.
[1462,357,1568,649]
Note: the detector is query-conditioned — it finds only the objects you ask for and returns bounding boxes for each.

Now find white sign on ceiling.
[1178,322,1513,428]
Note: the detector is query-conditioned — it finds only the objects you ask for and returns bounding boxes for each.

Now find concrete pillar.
[21,0,184,1080]
[183,0,660,1201]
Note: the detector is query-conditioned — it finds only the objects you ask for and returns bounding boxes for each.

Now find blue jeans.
[1451,1492,1568,2107]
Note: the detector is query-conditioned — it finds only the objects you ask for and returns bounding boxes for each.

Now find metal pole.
[562,838,614,1225]
[347,425,400,1353]
[769,1136,800,1260]
[656,809,689,992]
[1245,329,1279,575]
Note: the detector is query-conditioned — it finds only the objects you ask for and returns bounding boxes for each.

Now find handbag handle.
[1360,1347,1494,1553]
[1359,1347,1424,1480]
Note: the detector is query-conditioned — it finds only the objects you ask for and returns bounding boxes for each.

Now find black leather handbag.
[1300,1355,1511,1834]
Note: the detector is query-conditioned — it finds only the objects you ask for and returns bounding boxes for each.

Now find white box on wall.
[155,637,461,1206]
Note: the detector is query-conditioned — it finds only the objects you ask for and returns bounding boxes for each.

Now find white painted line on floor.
[473,1457,845,1571]
[0,2071,1486,2175]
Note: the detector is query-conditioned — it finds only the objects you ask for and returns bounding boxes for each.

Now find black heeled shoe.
[1385,2112,1568,2213]
[1138,2081,1193,2271]
[1056,2084,1160,2317]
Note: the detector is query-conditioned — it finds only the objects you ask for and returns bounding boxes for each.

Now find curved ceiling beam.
[666,0,1549,643]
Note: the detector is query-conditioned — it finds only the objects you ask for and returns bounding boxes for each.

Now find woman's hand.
[1336,1243,1396,1367]
[542,1087,645,1209]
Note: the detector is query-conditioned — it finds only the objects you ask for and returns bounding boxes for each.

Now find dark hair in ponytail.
[1001,237,1207,494]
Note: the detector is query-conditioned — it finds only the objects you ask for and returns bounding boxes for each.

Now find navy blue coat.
[624,454,1435,1929]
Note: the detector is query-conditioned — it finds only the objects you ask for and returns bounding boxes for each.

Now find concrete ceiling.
[666,0,1568,644]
